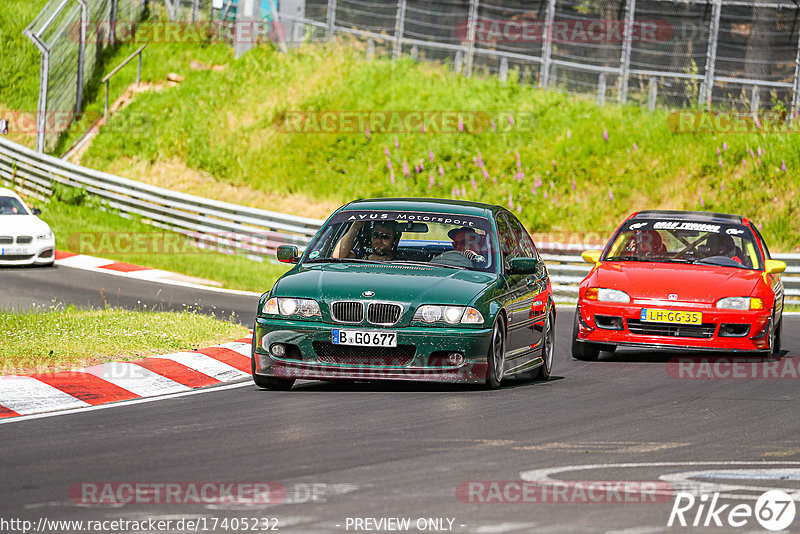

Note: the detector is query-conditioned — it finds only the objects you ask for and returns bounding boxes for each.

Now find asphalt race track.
[2,265,800,533]
[0,264,260,325]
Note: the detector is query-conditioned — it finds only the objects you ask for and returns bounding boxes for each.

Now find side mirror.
[31,207,42,215]
[509,257,539,275]
[582,250,602,264]
[765,259,786,274]
[277,245,299,264]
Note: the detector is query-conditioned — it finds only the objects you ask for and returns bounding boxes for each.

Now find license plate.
[641,308,702,325]
[0,247,25,256]
[332,329,397,347]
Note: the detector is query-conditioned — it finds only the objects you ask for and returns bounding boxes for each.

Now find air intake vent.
[331,301,364,323]
[367,303,402,325]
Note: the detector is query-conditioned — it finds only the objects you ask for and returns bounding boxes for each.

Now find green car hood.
[273,263,498,308]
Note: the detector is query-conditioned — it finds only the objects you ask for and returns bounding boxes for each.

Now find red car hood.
[594,261,762,303]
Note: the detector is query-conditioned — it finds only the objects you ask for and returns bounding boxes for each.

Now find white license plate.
[332,329,397,347]
[0,247,26,255]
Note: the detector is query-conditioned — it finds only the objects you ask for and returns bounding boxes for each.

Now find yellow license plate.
[641,309,702,325]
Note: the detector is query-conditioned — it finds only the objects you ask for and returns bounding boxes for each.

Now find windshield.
[304,210,496,272]
[602,219,762,270]
[0,196,28,215]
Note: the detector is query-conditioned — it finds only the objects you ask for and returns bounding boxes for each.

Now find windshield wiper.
[392,260,469,270]
[305,257,378,264]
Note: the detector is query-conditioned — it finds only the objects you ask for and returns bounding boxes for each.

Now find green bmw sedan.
[252,198,556,389]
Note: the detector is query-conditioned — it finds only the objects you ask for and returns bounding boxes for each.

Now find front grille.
[367,303,402,325]
[0,236,12,245]
[331,301,364,323]
[16,236,32,244]
[312,342,415,366]
[0,255,34,261]
[626,319,716,339]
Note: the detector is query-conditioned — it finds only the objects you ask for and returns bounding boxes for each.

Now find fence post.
[540,0,556,88]
[700,0,722,109]
[648,78,657,111]
[464,0,479,77]
[325,0,337,41]
[454,50,463,73]
[410,45,419,61]
[791,30,800,119]
[392,0,407,62]
[110,0,118,46]
[76,0,88,112]
[597,72,606,106]
[499,57,508,84]
[618,0,636,104]
[27,34,50,153]
[751,85,760,119]
[192,0,199,22]
[366,38,375,60]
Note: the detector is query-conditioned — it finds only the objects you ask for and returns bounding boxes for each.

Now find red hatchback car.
[572,210,786,360]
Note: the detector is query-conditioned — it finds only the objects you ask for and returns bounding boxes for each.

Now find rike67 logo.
[668,490,796,531]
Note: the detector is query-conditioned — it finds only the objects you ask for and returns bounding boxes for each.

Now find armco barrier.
[1,136,798,305]
[0,137,323,257]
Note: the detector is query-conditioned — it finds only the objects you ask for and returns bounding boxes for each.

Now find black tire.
[534,311,555,380]
[571,309,600,361]
[773,316,782,355]
[485,315,507,389]
[251,326,296,390]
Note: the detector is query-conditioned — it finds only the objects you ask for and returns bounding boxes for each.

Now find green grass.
[0,0,49,111]
[74,42,800,251]
[37,194,290,292]
[0,304,249,375]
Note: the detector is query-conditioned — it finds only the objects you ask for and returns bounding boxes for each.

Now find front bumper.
[575,300,772,352]
[0,240,55,266]
[253,317,492,383]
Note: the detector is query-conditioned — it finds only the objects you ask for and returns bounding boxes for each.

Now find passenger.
[704,233,743,264]
[431,227,487,266]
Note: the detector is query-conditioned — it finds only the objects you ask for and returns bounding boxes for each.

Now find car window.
[750,223,771,260]
[0,196,28,215]
[303,210,496,273]
[496,213,522,271]
[506,213,537,258]
[603,219,762,270]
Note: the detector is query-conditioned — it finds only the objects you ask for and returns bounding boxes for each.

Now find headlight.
[262,297,321,317]
[37,230,53,240]
[414,305,484,325]
[716,297,764,310]
[585,287,631,303]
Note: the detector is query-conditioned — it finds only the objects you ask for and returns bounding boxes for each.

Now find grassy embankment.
[0,304,249,374]
[75,42,799,251]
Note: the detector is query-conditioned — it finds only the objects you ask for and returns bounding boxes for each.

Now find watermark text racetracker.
[0,111,152,134]
[279,111,536,134]
[457,480,674,503]
[0,516,280,533]
[667,357,800,379]
[70,481,349,505]
[668,110,800,134]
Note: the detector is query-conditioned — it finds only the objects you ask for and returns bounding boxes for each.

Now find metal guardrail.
[0,135,798,305]
[0,137,324,257]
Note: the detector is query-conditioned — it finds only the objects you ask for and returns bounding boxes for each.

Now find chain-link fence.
[24,0,147,153]
[272,0,800,113]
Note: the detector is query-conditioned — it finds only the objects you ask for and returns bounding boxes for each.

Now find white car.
[0,188,55,266]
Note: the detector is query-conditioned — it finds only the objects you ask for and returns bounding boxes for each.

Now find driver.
[334,220,400,261]
[630,230,666,256]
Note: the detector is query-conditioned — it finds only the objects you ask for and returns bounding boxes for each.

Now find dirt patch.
[104,157,339,219]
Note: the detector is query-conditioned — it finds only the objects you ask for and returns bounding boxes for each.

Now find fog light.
[270,343,286,357]
[447,352,464,365]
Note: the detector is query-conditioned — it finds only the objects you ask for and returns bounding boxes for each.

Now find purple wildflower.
[603,129,608,142]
